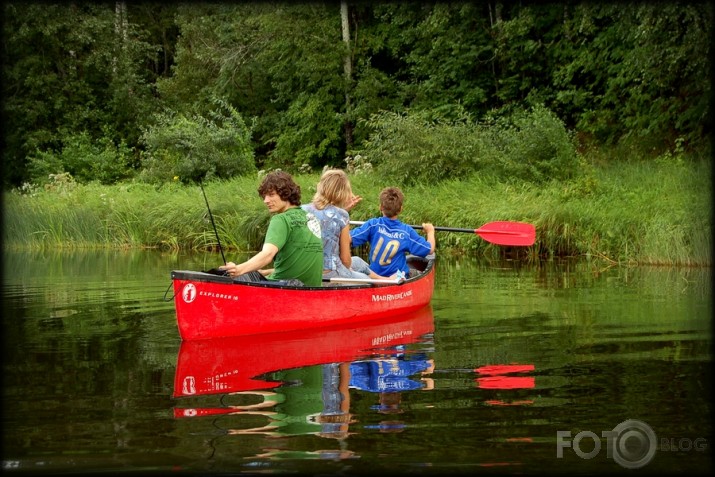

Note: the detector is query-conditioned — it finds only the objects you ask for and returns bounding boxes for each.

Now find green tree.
[358,104,581,186]
[1,2,163,187]
[3,2,710,189]
[156,3,347,172]
[550,3,712,153]
[140,97,255,184]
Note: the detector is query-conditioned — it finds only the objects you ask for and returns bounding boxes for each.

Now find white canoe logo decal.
[182,376,196,395]
[371,289,413,302]
[182,283,197,303]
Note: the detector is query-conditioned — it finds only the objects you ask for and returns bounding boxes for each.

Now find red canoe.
[172,304,436,401]
[170,255,435,340]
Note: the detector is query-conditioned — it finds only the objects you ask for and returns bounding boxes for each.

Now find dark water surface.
[2,249,711,475]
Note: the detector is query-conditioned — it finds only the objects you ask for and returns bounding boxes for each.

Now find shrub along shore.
[2,155,711,267]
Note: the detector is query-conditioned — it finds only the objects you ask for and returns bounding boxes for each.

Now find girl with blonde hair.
[302,169,385,281]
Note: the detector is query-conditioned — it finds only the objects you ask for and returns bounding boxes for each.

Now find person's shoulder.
[396,220,423,237]
[353,216,376,226]
[385,217,410,228]
[350,217,376,237]
[325,203,348,214]
[333,205,350,221]
[333,204,349,215]
[362,217,385,228]
[276,206,305,221]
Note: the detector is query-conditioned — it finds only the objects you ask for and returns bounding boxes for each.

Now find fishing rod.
[162,180,227,301]
[199,180,227,264]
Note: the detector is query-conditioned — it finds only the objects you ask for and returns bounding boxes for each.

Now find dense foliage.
[360,104,584,185]
[139,97,256,184]
[1,2,711,189]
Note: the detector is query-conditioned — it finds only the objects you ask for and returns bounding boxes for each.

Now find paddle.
[349,220,536,246]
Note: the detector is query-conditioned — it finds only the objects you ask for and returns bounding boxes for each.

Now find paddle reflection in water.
[475,364,536,407]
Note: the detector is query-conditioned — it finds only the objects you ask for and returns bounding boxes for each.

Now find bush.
[27,131,134,185]
[356,109,487,186]
[265,91,343,172]
[140,97,256,184]
[483,104,584,183]
[356,104,582,186]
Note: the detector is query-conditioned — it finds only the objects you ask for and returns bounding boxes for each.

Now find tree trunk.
[113,1,128,75]
[489,1,503,100]
[341,1,353,149]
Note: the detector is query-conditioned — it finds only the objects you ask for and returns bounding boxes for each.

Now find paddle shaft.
[406,224,476,233]
[409,224,527,237]
[349,220,536,246]
[350,221,478,234]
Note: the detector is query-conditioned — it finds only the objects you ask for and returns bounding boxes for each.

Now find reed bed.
[2,158,710,266]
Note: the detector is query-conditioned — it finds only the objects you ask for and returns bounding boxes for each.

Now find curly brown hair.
[257,171,301,205]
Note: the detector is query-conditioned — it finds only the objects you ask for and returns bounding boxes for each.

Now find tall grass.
[2,157,710,266]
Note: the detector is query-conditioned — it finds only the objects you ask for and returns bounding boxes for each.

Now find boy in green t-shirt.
[220,171,323,286]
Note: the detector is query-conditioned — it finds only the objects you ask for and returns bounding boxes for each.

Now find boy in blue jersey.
[350,187,435,278]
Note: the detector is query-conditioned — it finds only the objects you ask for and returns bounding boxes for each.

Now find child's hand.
[422,223,435,234]
[345,195,362,211]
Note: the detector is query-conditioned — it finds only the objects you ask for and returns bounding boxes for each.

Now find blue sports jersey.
[350,217,432,276]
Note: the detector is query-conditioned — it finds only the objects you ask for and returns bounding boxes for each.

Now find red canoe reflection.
[172,305,435,399]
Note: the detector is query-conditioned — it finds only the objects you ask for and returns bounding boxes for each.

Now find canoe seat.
[407,254,433,277]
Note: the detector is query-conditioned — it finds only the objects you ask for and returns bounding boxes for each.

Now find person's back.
[302,203,346,270]
[266,206,324,286]
[350,187,435,277]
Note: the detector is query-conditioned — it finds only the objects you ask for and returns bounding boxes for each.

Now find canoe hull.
[171,256,435,340]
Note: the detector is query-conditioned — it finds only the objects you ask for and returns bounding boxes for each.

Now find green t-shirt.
[265,206,323,286]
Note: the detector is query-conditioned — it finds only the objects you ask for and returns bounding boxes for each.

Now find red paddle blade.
[475,221,536,246]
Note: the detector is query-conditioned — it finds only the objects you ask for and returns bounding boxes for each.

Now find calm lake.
[1,249,711,475]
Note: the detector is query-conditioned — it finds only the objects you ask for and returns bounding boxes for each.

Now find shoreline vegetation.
[3,4,710,270]
[2,153,711,267]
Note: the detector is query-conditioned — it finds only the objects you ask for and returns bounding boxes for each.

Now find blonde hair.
[312,169,354,209]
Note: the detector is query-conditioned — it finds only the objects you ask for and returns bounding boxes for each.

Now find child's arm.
[339,225,352,268]
[422,223,436,254]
